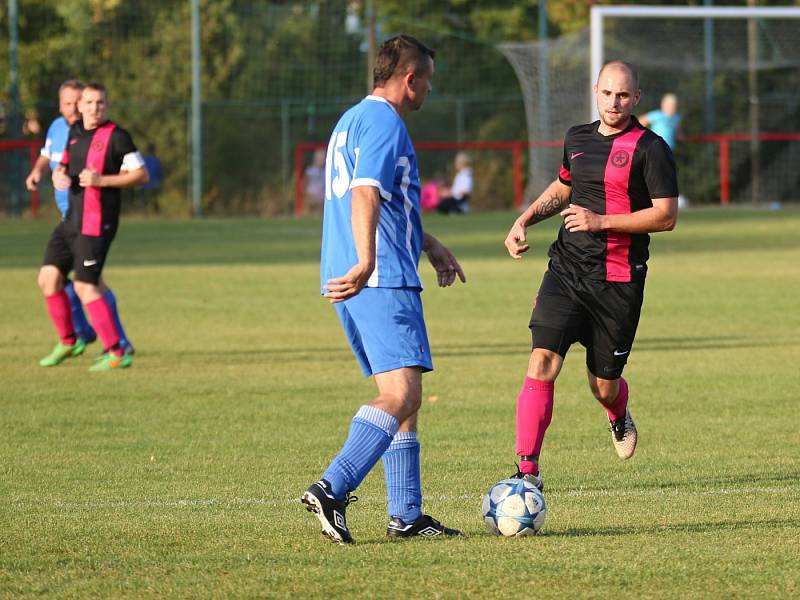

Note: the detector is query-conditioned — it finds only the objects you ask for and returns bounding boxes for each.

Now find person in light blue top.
[303,35,466,544]
[641,93,681,150]
[26,80,134,354]
[641,93,688,207]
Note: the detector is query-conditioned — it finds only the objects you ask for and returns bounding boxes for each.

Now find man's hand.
[25,170,42,192]
[323,262,375,304]
[561,203,604,233]
[424,235,465,287]
[504,219,530,259]
[52,167,71,192]
[79,165,102,188]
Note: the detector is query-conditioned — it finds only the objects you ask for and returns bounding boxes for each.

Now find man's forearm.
[351,185,381,268]
[521,179,571,226]
[600,200,677,234]
[97,168,148,189]
[30,155,50,176]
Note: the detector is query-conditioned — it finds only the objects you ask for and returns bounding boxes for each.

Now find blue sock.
[103,288,131,350]
[382,431,422,523]
[64,280,95,341]
[323,405,399,501]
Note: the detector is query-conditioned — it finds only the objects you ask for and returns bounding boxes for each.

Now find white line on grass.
[8,484,798,511]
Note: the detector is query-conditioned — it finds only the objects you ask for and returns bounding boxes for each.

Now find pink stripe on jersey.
[559,164,572,182]
[81,121,116,237]
[603,127,646,282]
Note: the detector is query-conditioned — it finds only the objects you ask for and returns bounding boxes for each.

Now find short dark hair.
[84,81,108,96]
[59,79,84,94]
[373,35,435,88]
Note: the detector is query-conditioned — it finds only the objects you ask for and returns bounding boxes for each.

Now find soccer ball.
[482,478,546,537]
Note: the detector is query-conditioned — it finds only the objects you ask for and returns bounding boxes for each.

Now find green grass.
[1,209,799,599]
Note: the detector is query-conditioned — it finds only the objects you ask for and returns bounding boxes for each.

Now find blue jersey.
[644,110,680,150]
[320,95,424,290]
[40,116,71,216]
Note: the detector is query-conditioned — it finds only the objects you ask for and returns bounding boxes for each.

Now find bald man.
[502,61,679,489]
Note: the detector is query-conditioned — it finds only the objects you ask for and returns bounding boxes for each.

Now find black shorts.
[529,268,644,380]
[42,221,117,285]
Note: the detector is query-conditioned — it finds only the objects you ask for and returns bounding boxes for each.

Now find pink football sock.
[45,291,76,344]
[603,377,629,422]
[85,297,122,355]
[516,377,554,475]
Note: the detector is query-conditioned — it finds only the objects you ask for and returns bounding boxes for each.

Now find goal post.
[501,5,800,206]
[590,5,800,120]
[590,5,800,206]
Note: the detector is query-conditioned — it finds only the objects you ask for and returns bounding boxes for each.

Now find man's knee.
[527,348,562,381]
[38,266,63,295]
[376,389,421,420]
[373,367,423,422]
[72,280,101,303]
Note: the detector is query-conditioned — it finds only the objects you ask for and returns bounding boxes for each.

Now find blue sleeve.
[41,120,58,159]
[349,114,403,201]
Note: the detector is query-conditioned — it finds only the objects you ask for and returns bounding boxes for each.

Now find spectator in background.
[139,143,164,213]
[640,93,687,208]
[24,109,42,136]
[436,151,473,215]
[304,148,326,214]
[640,93,680,151]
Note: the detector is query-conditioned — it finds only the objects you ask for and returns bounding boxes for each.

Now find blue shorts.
[335,287,433,377]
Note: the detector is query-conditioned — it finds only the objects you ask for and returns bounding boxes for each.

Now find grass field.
[1,209,799,599]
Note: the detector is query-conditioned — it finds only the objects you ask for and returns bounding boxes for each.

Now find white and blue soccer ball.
[482,478,546,537]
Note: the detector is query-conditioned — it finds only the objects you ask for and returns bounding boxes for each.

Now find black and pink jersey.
[552,116,678,282]
[61,120,143,236]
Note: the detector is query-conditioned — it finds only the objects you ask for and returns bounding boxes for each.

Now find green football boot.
[89,351,133,372]
[39,338,87,367]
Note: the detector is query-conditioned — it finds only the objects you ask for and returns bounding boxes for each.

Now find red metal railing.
[0,139,42,216]
[296,133,800,215]
[684,132,800,205]
[294,139,555,215]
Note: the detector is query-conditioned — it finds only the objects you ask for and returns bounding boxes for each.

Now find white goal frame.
[589,5,800,121]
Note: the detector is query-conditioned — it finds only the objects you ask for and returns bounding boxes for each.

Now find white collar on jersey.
[365,94,399,115]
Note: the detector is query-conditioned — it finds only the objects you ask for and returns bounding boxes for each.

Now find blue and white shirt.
[320,95,424,290]
[40,116,71,216]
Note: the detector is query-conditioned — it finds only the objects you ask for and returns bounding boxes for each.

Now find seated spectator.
[437,151,473,215]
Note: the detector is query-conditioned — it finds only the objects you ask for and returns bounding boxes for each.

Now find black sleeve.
[558,128,573,186]
[111,127,138,167]
[61,126,77,168]
[643,136,679,199]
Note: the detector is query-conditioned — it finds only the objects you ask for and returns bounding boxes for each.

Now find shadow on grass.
[553,517,800,538]
[555,471,800,495]
[432,336,795,358]
[2,209,799,269]
[170,336,795,363]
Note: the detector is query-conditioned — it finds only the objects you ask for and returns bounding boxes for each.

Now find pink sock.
[516,377,554,475]
[45,291,76,344]
[603,378,629,422]
[85,297,121,355]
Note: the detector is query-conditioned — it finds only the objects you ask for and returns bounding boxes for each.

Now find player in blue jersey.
[302,35,466,544]
[26,80,134,361]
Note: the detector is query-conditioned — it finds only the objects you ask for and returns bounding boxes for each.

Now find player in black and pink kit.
[503,61,679,489]
[38,82,149,371]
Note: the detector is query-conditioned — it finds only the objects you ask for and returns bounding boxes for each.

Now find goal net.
[500,6,800,205]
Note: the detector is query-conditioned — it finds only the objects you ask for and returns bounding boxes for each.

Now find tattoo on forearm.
[530,194,568,224]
